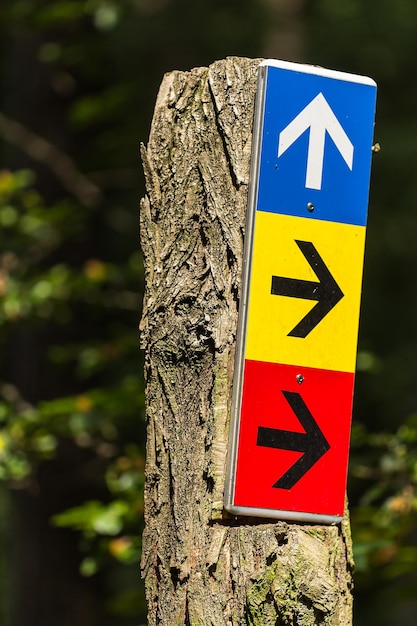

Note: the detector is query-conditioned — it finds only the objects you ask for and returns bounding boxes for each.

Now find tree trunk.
[140,56,354,626]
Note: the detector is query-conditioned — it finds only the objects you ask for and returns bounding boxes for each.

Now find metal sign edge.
[224,63,267,512]
[260,58,376,88]
[226,504,342,526]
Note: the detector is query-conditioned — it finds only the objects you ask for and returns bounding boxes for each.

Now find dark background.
[1,1,417,624]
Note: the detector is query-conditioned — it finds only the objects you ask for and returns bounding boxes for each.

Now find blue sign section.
[256,63,377,227]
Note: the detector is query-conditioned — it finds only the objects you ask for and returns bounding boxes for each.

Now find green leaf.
[80,556,98,577]
[52,500,129,537]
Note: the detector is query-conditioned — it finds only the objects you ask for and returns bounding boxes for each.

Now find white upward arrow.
[278,92,354,191]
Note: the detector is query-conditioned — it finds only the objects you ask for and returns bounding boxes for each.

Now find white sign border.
[261,58,376,88]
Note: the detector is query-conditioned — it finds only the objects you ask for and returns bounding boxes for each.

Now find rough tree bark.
[140,56,354,626]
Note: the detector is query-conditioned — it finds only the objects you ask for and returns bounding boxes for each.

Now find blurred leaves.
[0,163,145,620]
[0,14,145,605]
[350,413,417,585]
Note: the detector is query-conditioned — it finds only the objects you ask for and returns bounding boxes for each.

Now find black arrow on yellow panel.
[271,240,344,338]
[257,390,330,490]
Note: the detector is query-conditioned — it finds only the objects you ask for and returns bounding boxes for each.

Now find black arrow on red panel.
[271,240,344,338]
[257,390,330,490]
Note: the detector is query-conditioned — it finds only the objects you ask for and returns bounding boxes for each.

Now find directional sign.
[224,59,377,523]
[278,92,354,191]
[233,360,355,518]
[245,211,366,374]
[257,390,330,489]
[270,240,344,338]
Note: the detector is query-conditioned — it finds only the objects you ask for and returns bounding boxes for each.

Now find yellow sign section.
[245,212,366,373]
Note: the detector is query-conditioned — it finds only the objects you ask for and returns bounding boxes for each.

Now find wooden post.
[140,56,354,626]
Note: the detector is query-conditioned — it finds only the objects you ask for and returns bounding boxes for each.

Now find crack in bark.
[207,78,241,192]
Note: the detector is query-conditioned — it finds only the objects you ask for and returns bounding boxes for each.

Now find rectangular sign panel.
[224,59,377,524]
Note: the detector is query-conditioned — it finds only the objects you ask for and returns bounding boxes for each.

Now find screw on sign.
[224,59,377,524]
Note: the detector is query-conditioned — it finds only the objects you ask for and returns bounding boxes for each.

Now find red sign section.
[233,360,355,518]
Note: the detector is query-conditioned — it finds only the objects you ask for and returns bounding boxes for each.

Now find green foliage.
[53,494,142,576]
[351,417,417,575]
[0,166,145,604]
[0,1,148,612]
